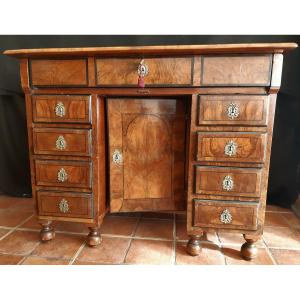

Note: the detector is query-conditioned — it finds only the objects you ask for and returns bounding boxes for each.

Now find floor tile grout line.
[122,215,141,264]
[262,239,278,265]
[17,238,42,265]
[216,232,227,265]
[0,213,34,242]
[69,241,87,265]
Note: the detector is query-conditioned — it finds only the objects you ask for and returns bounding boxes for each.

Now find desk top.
[4,43,298,58]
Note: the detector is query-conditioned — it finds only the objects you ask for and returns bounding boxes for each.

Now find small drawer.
[33,128,91,156]
[195,166,262,198]
[198,95,269,126]
[37,191,93,218]
[35,160,92,189]
[96,57,193,86]
[201,55,272,86]
[193,200,258,230]
[197,132,266,163]
[32,95,91,123]
[30,59,88,87]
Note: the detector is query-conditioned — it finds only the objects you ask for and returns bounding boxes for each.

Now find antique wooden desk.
[4,43,297,260]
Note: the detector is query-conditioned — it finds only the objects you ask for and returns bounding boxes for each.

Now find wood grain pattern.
[33,128,91,156]
[37,191,93,218]
[30,59,88,86]
[201,55,272,86]
[35,160,92,189]
[107,98,186,212]
[4,43,297,57]
[193,200,258,230]
[197,132,267,163]
[96,57,193,86]
[32,95,91,123]
[194,166,262,198]
[198,95,269,126]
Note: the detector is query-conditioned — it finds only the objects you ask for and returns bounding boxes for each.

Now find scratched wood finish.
[30,59,88,86]
[37,191,93,218]
[201,55,272,86]
[35,160,92,189]
[32,95,91,123]
[198,95,269,126]
[195,166,262,198]
[96,57,193,86]
[33,128,91,156]
[107,98,186,212]
[193,200,258,230]
[197,132,267,163]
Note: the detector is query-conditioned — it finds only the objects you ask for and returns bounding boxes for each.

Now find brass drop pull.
[220,209,232,224]
[227,102,239,119]
[59,198,69,213]
[137,59,149,88]
[56,135,66,150]
[55,102,65,117]
[222,175,234,191]
[112,149,123,165]
[224,140,237,157]
[57,168,68,182]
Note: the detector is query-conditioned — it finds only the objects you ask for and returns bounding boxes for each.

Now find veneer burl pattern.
[4,43,297,260]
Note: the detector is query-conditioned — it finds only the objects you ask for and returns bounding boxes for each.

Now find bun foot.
[186,235,202,256]
[87,227,102,247]
[241,235,259,260]
[40,221,55,242]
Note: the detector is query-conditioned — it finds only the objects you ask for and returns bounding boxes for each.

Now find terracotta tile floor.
[0,195,300,265]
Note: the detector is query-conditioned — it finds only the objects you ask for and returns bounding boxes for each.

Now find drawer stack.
[30,95,94,220]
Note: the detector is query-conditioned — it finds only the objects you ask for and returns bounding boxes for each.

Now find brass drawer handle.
[222,175,234,191]
[224,140,237,156]
[57,168,68,182]
[220,209,232,224]
[227,102,239,119]
[112,149,123,165]
[55,102,66,117]
[59,198,69,213]
[137,59,149,88]
[56,135,66,150]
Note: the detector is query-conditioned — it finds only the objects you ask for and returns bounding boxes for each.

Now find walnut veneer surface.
[4,43,297,259]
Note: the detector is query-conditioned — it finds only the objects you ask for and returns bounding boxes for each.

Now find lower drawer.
[193,200,258,230]
[37,191,93,218]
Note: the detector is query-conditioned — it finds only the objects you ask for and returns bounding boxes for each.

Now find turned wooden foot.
[39,221,55,242]
[240,234,259,260]
[186,235,202,256]
[87,227,102,247]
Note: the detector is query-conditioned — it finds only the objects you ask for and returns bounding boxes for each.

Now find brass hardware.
[227,102,239,119]
[224,140,237,156]
[220,209,232,224]
[56,135,66,150]
[222,175,234,191]
[137,59,149,77]
[55,102,65,117]
[112,149,123,165]
[57,168,68,182]
[59,199,69,213]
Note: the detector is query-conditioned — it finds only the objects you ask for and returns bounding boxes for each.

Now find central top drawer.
[96,57,193,86]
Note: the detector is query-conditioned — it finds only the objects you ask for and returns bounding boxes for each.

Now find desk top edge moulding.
[4,42,298,261]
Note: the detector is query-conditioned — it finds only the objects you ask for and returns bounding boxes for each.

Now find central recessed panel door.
[107,98,186,212]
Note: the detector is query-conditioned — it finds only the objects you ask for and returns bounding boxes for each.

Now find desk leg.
[87,227,102,247]
[186,235,202,256]
[39,220,55,242]
[241,234,260,260]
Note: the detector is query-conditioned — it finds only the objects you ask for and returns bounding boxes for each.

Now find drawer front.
[32,95,91,123]
[33,128,91,156]
[201,55,272,86]
[195,166,262,198]
[35,160,92,189]
[193,200,258,230]
[197,132,266,163]
[198,95,269,126]
[96,57,193,86]
[30,59,88,86]
[37,191,93,218]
